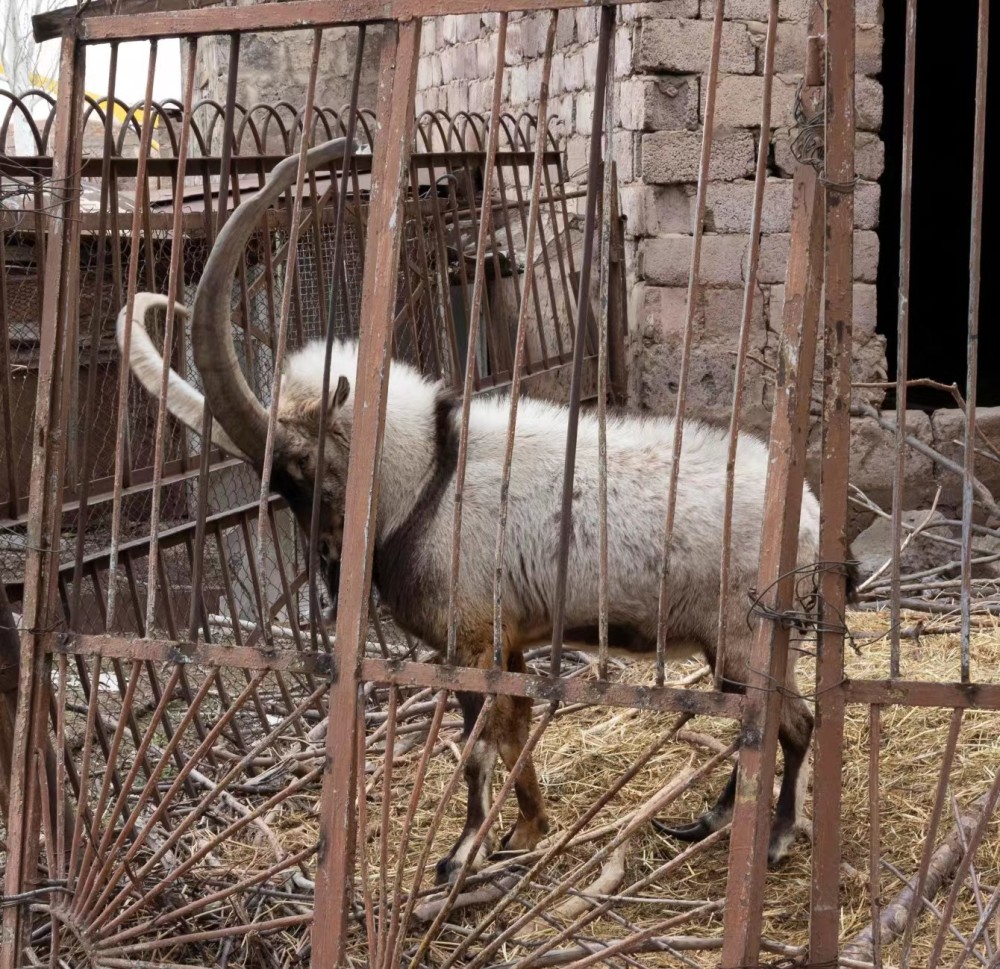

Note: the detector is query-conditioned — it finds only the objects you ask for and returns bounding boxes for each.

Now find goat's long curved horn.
[116,293,251,460]
[192,137,351,466]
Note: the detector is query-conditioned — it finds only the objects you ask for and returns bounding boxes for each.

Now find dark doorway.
[878,0,999,410]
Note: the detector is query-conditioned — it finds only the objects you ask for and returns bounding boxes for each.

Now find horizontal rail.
[843,678,1000,710]
[72,0,633,42]
[44,641,745,717]
[0,150,560,182]
[33,0,219,42]
[51,633,332,673]
[361,658,745,717]
[42,647,1000,713]
[0,455,242,528]
[3,494,285,600]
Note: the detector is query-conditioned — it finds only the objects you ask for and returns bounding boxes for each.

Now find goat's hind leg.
[662,710,812,863]
[661,673,741,844]
[659,762,737,843]
[767,695,812,865]
[435,690,498,886]
[495,651,549,855]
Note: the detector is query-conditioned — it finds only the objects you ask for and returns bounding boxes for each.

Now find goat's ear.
[332,375,350,411]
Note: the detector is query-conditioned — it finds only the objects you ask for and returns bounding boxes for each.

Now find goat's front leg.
[435,689,498,885]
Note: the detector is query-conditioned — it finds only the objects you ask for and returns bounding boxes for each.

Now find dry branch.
[413,874,520,922]
[549,842,628,922]
[841,790,993,965]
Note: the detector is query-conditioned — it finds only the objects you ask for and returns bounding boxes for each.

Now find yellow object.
[0,66,161,151]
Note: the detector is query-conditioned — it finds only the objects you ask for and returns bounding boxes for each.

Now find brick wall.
[417,2,887,434]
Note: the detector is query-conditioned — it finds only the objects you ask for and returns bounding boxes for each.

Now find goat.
[118,137,855,883]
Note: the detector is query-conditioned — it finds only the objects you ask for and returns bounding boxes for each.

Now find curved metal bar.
[0,90,50,155]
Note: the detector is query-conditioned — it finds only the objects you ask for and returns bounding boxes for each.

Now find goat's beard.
[322,557,340,622]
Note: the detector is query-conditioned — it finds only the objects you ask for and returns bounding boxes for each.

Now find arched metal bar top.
[0,92,561,161]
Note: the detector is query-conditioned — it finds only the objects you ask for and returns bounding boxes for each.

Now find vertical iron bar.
[654,0,725,687]
[374,686,397,965]
[716,0,779,687]
[869,704,883,968]
[595,11,616,681]
[960,0,989,683]
[145,39,199,633]
[720,164,824,968]
[547,3,613,677]
[928,766,1000,969]
[254,28,323,575]
[309,25,367,652]
[809,0,857,960]
[69,41,119,630]
[890,0,918,678]
[450,14,515,666]
[899,707,964,969]
[310,21,421,967]
[0,215,16,521]
[491,11,550,669]
[1,35,85,968]
[105,40,158,628]
[187,33,241,641]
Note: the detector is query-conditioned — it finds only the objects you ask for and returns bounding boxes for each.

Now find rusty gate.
[2,0,999,967]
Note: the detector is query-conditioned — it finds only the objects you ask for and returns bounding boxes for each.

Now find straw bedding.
[307,609,1000,967]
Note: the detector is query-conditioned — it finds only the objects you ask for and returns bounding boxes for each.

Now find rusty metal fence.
[1,1,999,968]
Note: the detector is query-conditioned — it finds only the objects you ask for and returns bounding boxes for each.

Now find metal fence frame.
[2,0,997,967]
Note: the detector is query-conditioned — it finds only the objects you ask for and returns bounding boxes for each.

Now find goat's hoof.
[434,838,491,886]
[654,816,716,843]
[498,817,549,855]
[434,855,456,886]
[766,823,798,867]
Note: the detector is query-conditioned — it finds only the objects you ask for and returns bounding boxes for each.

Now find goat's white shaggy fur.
[284,338,820,655]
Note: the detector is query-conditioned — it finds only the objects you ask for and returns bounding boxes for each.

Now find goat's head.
[187,137,355,611]
[269,373,353,607]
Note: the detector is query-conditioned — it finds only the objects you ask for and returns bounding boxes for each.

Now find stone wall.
[191,28,382,150]
[416,4,887,436]
[413,5,956,539]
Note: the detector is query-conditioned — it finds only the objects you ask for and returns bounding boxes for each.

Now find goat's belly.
[564,635,703,666]
[525,622,703,665]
